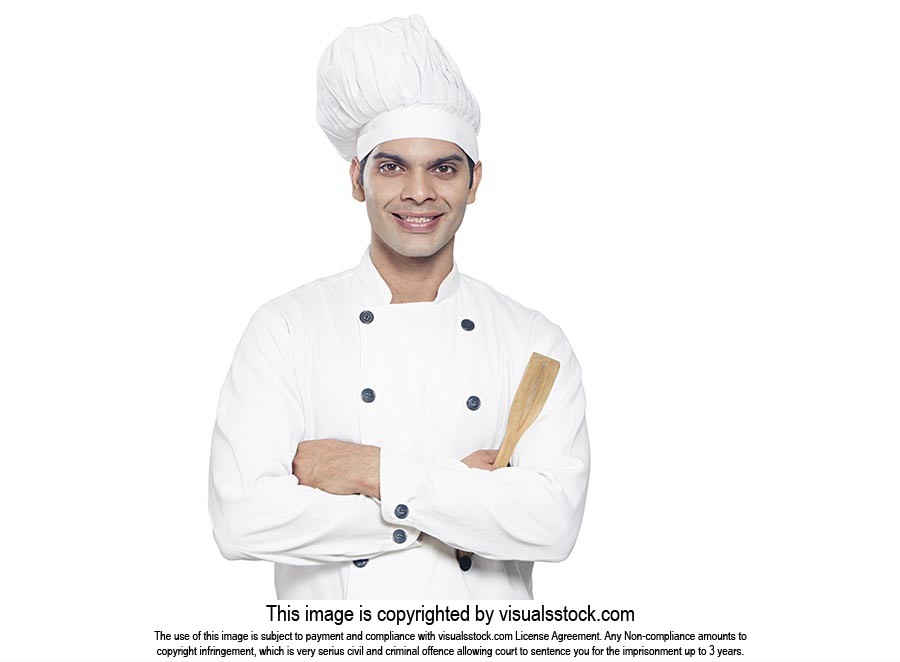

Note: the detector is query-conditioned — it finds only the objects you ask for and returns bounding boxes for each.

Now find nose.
[400,168,436,204]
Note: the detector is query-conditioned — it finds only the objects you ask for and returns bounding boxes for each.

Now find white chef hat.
[316,15,480,162]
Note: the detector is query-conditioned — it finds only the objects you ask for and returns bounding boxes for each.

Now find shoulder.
[459,272,565,343]
[459,272,584,391]
[269,265,354,313]
[243,265,355,338]
[458,273,578,373]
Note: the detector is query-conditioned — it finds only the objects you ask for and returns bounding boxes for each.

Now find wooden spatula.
[491,352,561,469]
[456,352,561,570]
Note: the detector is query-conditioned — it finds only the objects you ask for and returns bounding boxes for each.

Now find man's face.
[351,138,481,260]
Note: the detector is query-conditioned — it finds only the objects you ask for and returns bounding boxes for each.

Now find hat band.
[356,106,479,162]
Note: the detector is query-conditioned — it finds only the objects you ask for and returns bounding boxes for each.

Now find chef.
[208,15,590,600]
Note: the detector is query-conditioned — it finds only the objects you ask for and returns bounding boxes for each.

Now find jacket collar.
[354,246,461,305]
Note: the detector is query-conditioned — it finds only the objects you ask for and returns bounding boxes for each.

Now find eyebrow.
[426,154,465,169]
[371,151,465,169]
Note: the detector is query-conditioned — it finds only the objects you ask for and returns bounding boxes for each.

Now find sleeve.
[208,305,420,565]
[378,321,590,562]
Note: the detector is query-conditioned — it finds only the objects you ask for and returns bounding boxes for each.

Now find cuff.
[376,448,423,549]
[380,446,469,535]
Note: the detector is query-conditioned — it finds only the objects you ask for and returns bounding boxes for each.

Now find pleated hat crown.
[316,15,481,162]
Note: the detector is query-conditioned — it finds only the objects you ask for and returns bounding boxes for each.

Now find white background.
[1,2,898,661]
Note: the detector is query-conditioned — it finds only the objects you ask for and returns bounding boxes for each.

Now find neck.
[370,235,455,304]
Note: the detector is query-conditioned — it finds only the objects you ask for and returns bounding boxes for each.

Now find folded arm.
[211,306,589,565]
[291,441,499,500]
[295,325,590,563]
[208,306,419,565]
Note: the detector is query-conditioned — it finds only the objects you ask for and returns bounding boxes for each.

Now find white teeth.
[402,216,437,223]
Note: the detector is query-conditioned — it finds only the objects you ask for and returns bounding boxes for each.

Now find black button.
[394,504,409,519]
[466,395,481,411]
[353,559,369,568]
[359,310,374,324]
[392,529,407,544]
[458,555,472,572]
[361,388,376,403]
[461,319,475,331]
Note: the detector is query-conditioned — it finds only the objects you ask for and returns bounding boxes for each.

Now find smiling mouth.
[392,213,443,232]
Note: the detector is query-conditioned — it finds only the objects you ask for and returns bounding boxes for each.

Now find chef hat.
[316,15,480,162]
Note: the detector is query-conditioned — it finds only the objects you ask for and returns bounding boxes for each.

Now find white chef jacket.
[208,248,590,600]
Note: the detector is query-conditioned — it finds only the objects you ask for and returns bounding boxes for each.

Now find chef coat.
[208,247,590,600]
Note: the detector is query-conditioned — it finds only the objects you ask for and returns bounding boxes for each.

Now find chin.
[380,233,451,260]
[393,244,443,259]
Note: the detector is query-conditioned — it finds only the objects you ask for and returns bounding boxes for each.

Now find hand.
[292,439,380,498]
[457,449,501,565]
[460,449,499,471]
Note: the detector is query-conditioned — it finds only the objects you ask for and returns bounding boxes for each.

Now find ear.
[466,161,483,204]
[350,158,365,201]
